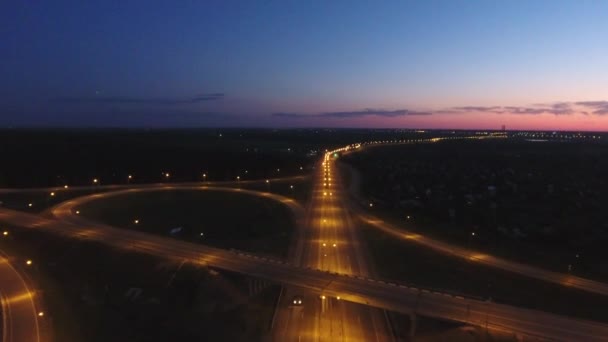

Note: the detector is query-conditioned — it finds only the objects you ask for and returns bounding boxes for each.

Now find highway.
[272,152,392,341]
[1,139,608,340]
[1,207,608,340]
[0,251,40,342]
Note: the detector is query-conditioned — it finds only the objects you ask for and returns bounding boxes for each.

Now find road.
[0,175,309,194]
[0,251,40,342]
[1,139,608,340]
[1,207,608,340]
[45,184,305,224]
[271,152,393,341]
[358,213,608,297]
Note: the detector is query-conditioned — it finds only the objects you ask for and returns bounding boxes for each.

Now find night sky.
[2,1,607,130]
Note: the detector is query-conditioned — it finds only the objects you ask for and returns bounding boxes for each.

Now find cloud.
[50,93,225,105]
[451,106,502,112]
[450,103,573,115]
[272,108,431,119]
[575,101,608,115]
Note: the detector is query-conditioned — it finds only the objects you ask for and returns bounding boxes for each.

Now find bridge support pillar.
[409,312,417,338]
[247,278,268,297]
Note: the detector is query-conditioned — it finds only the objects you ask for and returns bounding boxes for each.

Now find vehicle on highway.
[291,295,303,306]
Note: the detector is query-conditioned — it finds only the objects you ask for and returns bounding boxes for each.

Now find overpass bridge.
[1,207,608,341]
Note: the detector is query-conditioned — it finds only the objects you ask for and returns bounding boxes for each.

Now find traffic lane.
[2,209,608,341]
[282,159,389,341]
[358,214,608,297]
[272,287,310,341]
[309,161,392,341]
[0,254,41,342]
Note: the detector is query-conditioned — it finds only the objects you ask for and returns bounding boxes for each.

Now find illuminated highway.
[0,251,41,342]
[1,138,608,340]
[1,207,608,340]
[272,151,392,341]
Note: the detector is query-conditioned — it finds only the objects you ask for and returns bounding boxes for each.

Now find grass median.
[76,189,296,258]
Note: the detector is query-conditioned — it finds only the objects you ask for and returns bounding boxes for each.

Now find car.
[291,295,303,306]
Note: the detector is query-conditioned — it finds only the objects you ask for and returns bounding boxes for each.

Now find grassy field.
[77,189,296,258]
[343,140,608,282]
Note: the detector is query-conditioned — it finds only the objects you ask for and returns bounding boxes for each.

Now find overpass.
[1,207,608,341]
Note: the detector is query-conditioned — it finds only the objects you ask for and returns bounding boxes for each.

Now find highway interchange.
[1,138,608,341]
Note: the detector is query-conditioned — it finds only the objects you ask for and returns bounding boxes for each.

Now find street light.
[2,231,8,236]
[93,178,98,184]
[38,312,44,317]
[64,185,69,189]
[28,203,33,208]
[26,260,32,266]
[50,192,55,197]
[134,219,139,224]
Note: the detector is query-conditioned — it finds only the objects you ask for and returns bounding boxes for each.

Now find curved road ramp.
[0,254,41,342]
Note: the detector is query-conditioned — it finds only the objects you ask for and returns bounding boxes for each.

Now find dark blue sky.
[2,1,607,129]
